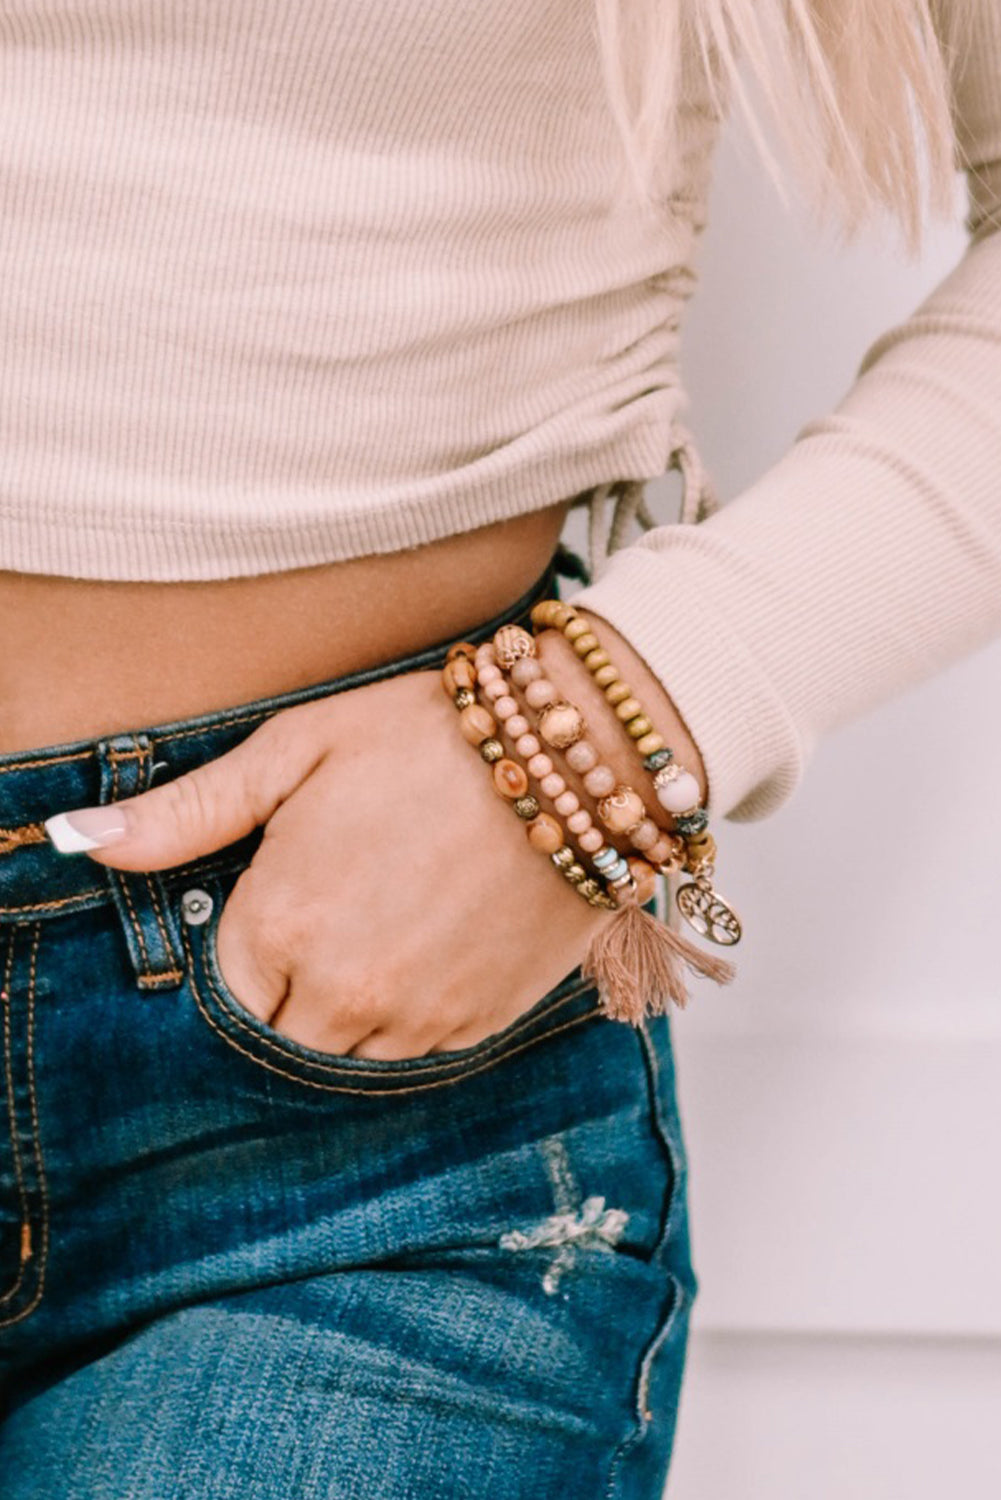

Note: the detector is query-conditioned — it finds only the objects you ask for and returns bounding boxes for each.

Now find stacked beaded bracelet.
[441,641,622,912]
[527,600,742,947]
[469,636,660,910]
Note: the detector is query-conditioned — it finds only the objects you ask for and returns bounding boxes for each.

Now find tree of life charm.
[675,874,742,946]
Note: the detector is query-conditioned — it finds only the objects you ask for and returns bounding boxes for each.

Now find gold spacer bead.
[583,647,611,672]
[578,878,601,901]
[552,845,575,869]
[625,716,653,739]
[593,664,619,689]
[564,617,590,642]
[453,688,476,710]
[572,632,600,658]
[605,681,632,707]
[563,863,587,884]
[614,697,643,722]
[636,731,666,757]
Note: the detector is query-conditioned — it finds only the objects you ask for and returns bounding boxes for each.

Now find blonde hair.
[594,0,974,257]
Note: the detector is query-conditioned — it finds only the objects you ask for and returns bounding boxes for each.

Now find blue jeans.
[0,552,696,1498]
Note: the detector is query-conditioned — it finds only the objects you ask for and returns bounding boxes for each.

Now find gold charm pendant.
[675,869,742,946]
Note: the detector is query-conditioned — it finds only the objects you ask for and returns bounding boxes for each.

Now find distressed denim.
[0,550,696,1498]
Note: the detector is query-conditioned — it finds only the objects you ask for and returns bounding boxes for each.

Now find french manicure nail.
[44,807,130,853]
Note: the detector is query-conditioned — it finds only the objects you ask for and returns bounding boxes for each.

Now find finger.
[43,706,328,871]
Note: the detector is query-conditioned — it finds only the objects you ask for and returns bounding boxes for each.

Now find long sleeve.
[568,0,1001,824]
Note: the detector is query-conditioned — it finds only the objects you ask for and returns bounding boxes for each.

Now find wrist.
[535,609,708,825]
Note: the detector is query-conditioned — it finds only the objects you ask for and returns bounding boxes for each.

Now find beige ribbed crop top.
[2,1,1001,824]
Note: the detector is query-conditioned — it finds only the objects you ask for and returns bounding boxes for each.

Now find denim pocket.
[177,869,605,1096]
[0,925,48,1332]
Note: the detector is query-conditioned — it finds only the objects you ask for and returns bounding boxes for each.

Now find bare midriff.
[0,501,573,754]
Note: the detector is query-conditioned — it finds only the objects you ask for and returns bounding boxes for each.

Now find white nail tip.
[43,813,103,854]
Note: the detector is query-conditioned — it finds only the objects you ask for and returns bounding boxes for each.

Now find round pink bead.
[583,765,616,798]
[565,740,598,774]
[504,714,530,737]
[579,827,604,853]
[524,678,557,710]
[515,734,541,759]
[511,657,543,688]
[483,678,508,702]
[527,753,553,779]
[494,696,519,720]
[475,644,496,666]
[477,662,502,685]
[648,835,674,865]
[655,770,701,814]
[554,790,580,817]
[540,772,566,799]
[567,809,592,835]
[631,818,661,852]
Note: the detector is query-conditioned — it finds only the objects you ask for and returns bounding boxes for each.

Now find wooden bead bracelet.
[527,601,742,948]
[441,641,620,912]
[469,639,660,909]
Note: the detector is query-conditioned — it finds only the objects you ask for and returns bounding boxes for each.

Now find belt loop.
[95,734,186,993]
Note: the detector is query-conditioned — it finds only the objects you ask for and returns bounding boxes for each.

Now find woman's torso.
[0,502,570,754]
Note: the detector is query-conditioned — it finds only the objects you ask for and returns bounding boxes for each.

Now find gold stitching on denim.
[0,925,48,1329]
[186,943,598,1096]
[196,914,592,1078]
[0,750,92,774]
[0,929,28,1308]
[0,824,48,857]
[182,919,598,1093]
[0,889,105,917]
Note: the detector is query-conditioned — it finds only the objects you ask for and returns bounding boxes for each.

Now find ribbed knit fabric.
[2,2,1000,825]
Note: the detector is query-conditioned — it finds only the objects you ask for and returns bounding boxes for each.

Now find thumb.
[43,710,326,872]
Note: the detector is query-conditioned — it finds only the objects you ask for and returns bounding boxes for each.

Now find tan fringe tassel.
[582,901,737,1025]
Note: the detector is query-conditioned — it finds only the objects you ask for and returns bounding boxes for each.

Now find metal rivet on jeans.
[180,888,213,925]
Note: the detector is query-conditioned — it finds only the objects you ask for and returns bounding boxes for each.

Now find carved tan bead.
[526,813,563,853]
[564,617,590,642]
[604,681,632,707]
[571,632,600,657]
[493,625,536,669]
[493,758,529,799]
[597,785,647,834]
[446,640,478,663]
[593,664,619,688]
[458,703,496,745]
[537,701,585,749]
[636,731,666,757]
[625,716,654,739]
[614,697,643,722]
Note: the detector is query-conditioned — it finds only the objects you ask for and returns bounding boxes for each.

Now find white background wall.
[578,88,1001,1499]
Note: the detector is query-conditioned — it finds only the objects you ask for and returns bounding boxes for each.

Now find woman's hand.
[45,669,610,1058]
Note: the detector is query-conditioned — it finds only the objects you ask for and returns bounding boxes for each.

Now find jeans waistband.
[0,546,576,931]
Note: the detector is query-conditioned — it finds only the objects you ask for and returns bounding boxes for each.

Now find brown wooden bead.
[526,812,563,854]
[571,632,600,657]
[446,640,478,663]
[625,715,653,739]
[614,697,643,722]
[627,857,658,905]
[493,758,529,799]
[459,703,496,745]
[605,681,632,706]
[593,664,619,688]
[442,657,476,695]
[564,617,590,642]
[636,731,666,757]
